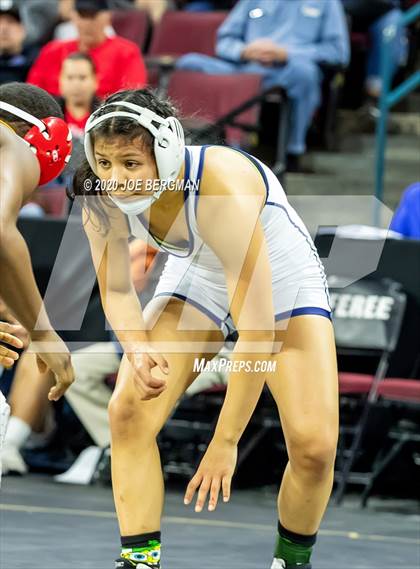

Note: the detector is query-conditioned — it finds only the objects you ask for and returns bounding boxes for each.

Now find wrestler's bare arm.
[0,126,52,334]
[0,125,74,400]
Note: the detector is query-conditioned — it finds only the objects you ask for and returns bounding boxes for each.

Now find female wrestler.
[74,88,338,569]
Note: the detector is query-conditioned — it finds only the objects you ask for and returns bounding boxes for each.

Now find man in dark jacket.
[0,2,38,84]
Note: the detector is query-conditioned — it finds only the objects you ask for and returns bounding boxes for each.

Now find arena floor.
[1,475,419,569]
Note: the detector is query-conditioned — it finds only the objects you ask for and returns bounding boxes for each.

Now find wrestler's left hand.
[184,438,238,513]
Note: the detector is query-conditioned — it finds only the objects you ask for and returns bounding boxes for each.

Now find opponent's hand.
[8,321,30,350]
[184,438,238,513]
[0,301,29,349]
[0,321,24,368]
[127,349,169,400]
[33,332,74,401]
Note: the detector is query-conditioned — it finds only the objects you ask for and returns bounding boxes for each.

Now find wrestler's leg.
[110,297,224,535]
[268,315,338,567]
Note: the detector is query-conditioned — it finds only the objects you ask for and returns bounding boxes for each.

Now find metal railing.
[374,2,420,225]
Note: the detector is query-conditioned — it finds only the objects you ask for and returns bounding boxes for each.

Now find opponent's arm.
[0,128,50,333]
[185,148,276,511]
[0,129,74,399]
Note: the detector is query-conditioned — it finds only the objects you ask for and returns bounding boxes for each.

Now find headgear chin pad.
[24,117,73,186]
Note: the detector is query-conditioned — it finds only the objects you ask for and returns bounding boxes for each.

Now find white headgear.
[84,101,185,210]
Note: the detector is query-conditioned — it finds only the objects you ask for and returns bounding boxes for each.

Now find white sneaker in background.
[1,444,28,476]
[3,415,31,447]
[54,446,102,485]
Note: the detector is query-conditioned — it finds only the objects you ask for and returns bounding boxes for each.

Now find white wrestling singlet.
[125,145,331,337]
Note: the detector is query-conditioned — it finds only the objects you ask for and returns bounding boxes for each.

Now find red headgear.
[0,102,72,185]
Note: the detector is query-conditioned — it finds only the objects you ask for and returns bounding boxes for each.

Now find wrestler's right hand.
[127,349,169,400]
[32,330,75,401]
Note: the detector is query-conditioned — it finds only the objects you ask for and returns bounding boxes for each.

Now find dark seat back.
[111,9,151,52]
[149,11,227,57]
[167,70,262,127]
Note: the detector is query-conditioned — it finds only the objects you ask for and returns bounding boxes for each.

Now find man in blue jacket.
[177,0,349,171]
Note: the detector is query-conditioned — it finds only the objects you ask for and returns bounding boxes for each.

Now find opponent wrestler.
[0,82,75,480]
[0,319,24,486]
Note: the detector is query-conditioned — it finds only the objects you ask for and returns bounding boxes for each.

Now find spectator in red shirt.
[27,0,147,98]
[57,52,100,184]
[58,52,99,138]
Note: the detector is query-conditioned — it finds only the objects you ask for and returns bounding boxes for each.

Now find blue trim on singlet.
[193,145,207,218]
[197,145,206,183]
[154,292,224,329]
[184,144,191,181]
[135,148,195,258]
[265,201,331,309]
[275,307,331,321]
[153,295,331,338]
